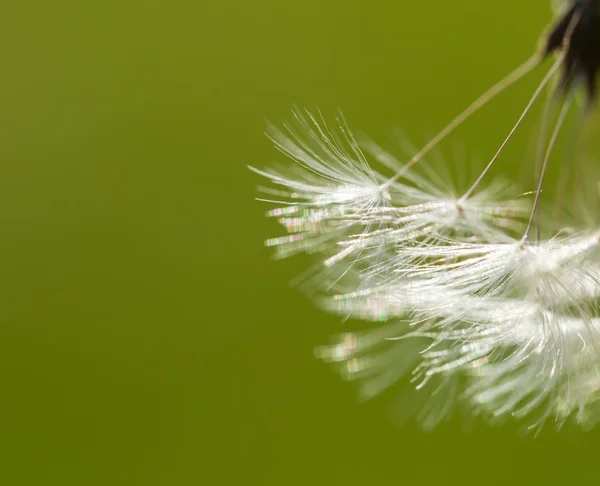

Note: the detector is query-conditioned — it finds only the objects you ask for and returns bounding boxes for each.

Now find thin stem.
[534,89,558,241]
[462,7,582,202]
[523,87,576,241]
[522,8,582,242]
[536,87,558,182]
[552,94,584,233]
[380,53,542,189]
[461,53,565,202]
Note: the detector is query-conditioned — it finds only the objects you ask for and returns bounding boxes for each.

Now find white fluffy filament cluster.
[251,108,600,432]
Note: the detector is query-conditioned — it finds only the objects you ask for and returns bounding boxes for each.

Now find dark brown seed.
[544,0,600,101]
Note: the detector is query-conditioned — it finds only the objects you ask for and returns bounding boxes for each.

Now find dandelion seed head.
[545,0,600,101]
[253,1,600,430]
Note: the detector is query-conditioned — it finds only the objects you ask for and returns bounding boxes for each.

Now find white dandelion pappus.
[385,230,600,301]
[321,230,600,428]
[249,109,395,262]
[251,109,528,276]
[252,1,600,432]
[252,109,600,430]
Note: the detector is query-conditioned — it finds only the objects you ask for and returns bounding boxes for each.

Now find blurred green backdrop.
[0,0,598,484]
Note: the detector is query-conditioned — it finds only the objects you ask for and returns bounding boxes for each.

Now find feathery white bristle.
[253,108,600,431]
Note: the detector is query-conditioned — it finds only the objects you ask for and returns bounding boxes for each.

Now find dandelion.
[251,1,600,431]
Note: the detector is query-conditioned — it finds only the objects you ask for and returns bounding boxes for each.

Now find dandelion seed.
[251,0,600,432]
[249,110,396,261]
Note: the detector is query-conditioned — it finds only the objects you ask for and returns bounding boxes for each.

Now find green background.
[0,0,598,484]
